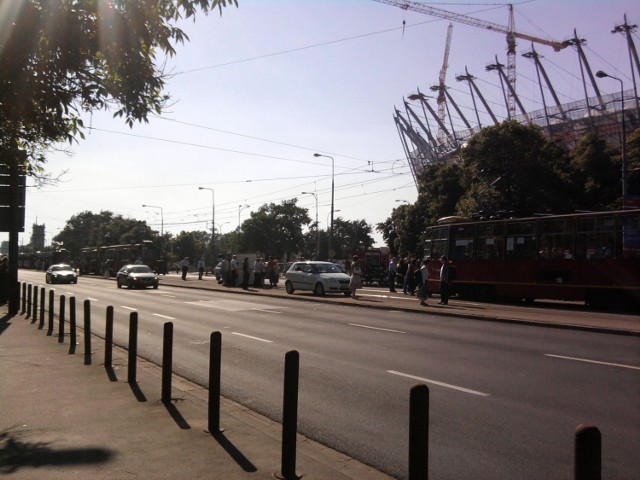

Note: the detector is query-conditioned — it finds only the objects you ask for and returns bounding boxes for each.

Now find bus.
[17,248,70,270]
[422,209,640,309]
[79,241,160,277]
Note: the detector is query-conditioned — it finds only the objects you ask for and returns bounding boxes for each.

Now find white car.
[284,261,351,296]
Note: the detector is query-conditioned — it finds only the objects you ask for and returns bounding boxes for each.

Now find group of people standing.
[388,255,454,306]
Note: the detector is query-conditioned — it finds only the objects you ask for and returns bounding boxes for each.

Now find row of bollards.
[18,281,603,480]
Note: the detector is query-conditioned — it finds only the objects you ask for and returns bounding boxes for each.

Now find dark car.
[45,264,78,284]
[116,264,159,289]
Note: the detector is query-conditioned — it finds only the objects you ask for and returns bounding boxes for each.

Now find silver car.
[45,264,78,284]
[284,261,351,296]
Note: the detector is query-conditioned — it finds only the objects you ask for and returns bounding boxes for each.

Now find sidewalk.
[0,302,393,480]
[159,272,640,336]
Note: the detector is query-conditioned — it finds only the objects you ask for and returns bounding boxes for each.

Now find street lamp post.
[596,70,628,204]
[238,204,250,230]
[142,204,163,256]
[301,191,319,259]
[215,222,230,252]
[198,187,215,261]
[313,153,334,260]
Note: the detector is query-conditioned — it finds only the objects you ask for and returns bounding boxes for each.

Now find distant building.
[31,223,45,251]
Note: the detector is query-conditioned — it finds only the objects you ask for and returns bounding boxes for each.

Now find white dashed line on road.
[232,332,273,343]
[387,370,490,397]
[153,313,175,320]
[121,306,137,311]
[545,354,640,370]
[349,323,406,334]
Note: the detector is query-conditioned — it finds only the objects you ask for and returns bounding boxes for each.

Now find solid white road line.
[387,370,490,397]
[153,313,175,320]
[348,323,406,334]
[121,306,137,311]
[545,354,640,371]
[231,332,273,343]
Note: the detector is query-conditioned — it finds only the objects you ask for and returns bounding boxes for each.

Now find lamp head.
[313,153,321,157]
[595,70,608,79]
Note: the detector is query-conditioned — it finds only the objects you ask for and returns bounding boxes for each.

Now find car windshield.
[312,263,342,274]
[50,265,72,271]
[129,266,152,273]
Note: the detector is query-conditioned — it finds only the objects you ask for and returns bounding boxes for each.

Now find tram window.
[619,213,640,259]
[425,226,449,260]
[451,225,474,260]
[539,219,574,259]
[576,216,615,259]
[475,223,504,259]
[505,221,536,259]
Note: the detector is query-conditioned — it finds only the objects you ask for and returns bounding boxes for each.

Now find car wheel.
[285,280,295,294]
[343,291,351,296]
[117,280,122,288]
[127,279,133,289]
[314,282,326,296]
[153,284,158,289]
[45,275,50,284]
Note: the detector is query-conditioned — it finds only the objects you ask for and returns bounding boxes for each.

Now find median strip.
[387,370,490,397]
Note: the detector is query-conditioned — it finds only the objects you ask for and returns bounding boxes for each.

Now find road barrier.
[69,297,76,354]
[162,322,173,404]
[26,283,32,319]
[32,285,38,324]
[16,281,606,479]
[58,295,65,343]
[21,282,26,315]
[84,300,91,365]
[208,331,222,433]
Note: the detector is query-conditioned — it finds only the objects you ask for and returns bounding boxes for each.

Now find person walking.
[179,257,189,280]
[241,257,250,290]
[439,255,452,305]
[230,255,238,287]
[349,255,362,299]
[197,256,205,280]
[388,257,397,293]
[417,257,430,306]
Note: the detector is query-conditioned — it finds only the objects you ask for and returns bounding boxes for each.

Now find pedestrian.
[242,257,250,290]
[230,255,238,287]
[0,256,9,305]
[349,255,362,299]
[439,255,452,305]
[388,257,397,293]
[197,256,205,280]
[417,257,430,306]
[253,257,261,288]
[179,257,189,280]
[406,258,417,295]
[267,256,278,288]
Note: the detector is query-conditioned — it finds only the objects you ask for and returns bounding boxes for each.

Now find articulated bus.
[422,209,640,309]
[79,241,160,277]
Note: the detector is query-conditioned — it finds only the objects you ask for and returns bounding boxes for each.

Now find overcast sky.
[4,0,637,249]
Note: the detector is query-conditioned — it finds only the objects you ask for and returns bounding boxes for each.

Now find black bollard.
[21,282,26,315]
[26,284,32,319]
[39,287,45,329]
[57,295,66,343]
[83,300,92,365]
[162,322,174,404]
[281,350,300,480]
[575,424,601,480]
[68,297,76,354]
[32,285,38,324]
[409,384,429,480]
[47,289,54,335]
[208,331,222,433]
[105,306,114,368]
[127,312,138,384]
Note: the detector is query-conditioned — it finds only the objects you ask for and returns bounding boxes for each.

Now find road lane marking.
[153,313,175,320]
[87,297,98,302]
[232,332,273,343]
[253,309,282,314]
[349,323,406,334]
[387,370,490,397]
[161,294,177,298]
[186,299,284,312]
[544,354,640,371]
[121,306,137,311]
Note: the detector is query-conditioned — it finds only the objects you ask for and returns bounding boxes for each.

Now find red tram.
[422,209,640,309]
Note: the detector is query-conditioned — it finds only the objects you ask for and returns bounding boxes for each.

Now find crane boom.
[372,0,565,51]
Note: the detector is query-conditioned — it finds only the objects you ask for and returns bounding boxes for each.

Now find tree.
[622,128,640,199]
[569,132,621,210]
[239,199,311,261]
[460,121,570,216]
[55,210,154,259]
[1,0,237,170]
[331,217,374,260]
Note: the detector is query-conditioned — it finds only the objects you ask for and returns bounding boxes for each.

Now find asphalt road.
[19,270,640,480]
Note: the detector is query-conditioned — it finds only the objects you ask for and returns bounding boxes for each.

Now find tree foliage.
[0,0,237,170]
[239,199,311,261]
[55,210,152,259]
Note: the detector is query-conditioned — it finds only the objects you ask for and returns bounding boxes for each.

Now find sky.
[4,0,638,249]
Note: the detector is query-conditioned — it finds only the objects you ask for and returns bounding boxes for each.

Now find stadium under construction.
[390,8,639,205]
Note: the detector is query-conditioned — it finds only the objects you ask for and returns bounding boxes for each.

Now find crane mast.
[431,23,453,140]
[373,0,567,117]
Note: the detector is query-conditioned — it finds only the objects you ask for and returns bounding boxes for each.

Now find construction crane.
[372,0,567,117]
[430,23,453,140]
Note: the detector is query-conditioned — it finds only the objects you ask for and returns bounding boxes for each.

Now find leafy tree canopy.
[1,0,237,171]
